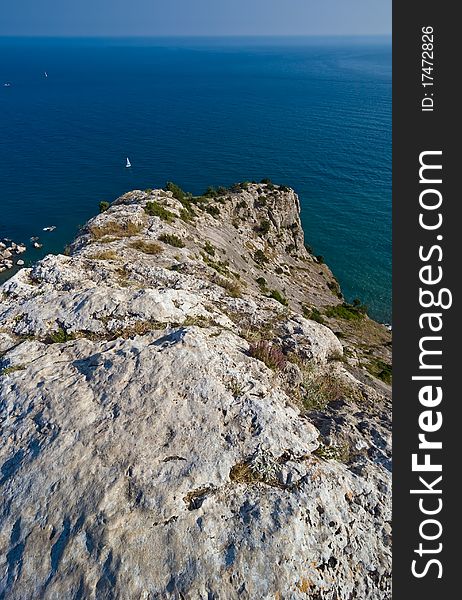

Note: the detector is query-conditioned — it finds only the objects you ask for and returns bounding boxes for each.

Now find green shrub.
[255,276,267,288]
[145,201,176,222]
[205,205,220,218]
[179,209,193,222]
[275,266,284,275]
[258,220,271,235]
[203,241,216,256]
[327,279,342,298]
[47,327,75,344]
[203,186,218,198]
[166,181,186,201]
[303,306,325,324]
[269,289,288,306]
[253,249,269,265]
[99,201,110,213]
[158,233,185,248]
[258,195,267,206]
[366,358,392,384]
[202,254,230,276]
[260,178,272,185]
[324,302,367,321]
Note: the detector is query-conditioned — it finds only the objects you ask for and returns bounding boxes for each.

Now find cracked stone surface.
[0,184,391,599]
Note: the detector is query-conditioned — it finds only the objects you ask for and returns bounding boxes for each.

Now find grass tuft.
[130,240,163,255]
[158,233,185,248]
[90,221,142,240]
[248,340,287,370]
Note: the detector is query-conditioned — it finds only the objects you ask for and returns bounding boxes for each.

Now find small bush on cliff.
[269,289,288,306]
[90,221,142,240]
[205,205,220,218]
[248,340,287,371]
[145,201,176,223]
[255,276,267,291]
[327,279,342,299]
[258,220,271,235]
[203,241,216,256]
[253,249,269,265]
[130,240,163,255]
[325,301,367,321]
[166,181,187,201]
[365,358,392,384]
[303,306,325,325]
[216,277,242,298]
[47,326,76,344]
[314,442,350,463]
[99,201,110,213]
[158,233,185,248]
[203,186,228,198]
[302,371,353,412]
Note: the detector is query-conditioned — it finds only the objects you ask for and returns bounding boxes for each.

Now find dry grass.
[88,250,119,261]
[216,276,242,298]
[113,319,164,338]
[130,240,163,255]
[89,221,143,240]
[248,340,287,370]
[302,368,365,412]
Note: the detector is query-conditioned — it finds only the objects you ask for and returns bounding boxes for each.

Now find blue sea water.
[0,36,391,322]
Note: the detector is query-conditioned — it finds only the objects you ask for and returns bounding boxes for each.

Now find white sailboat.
[125,157,131,168]
[44,72,48,78]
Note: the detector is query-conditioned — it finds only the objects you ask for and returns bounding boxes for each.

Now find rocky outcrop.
[0,239,26,273]
[0,183,391,599]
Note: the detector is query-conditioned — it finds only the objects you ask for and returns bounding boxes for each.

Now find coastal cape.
[0,183,391,599]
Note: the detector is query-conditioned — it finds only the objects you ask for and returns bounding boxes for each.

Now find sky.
[0,0,391,37]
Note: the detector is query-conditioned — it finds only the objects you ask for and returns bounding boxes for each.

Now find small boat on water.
[44,72,48,78]
[125,157,132,168]
[3,82,11,87]
[43,226,56,232]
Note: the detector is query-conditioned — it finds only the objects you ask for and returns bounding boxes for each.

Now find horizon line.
[0,33,391,39]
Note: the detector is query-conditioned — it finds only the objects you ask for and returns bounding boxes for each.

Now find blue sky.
[1,0,391,37]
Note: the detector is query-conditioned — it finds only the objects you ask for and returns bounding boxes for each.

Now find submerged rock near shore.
[0,183,391,599]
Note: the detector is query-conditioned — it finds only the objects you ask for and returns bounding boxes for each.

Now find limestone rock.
[0,183,391,599]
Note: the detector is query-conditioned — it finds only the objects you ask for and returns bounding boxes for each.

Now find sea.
[0,36,391,323]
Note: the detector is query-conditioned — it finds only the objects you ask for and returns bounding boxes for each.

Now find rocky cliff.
[0,183,391,599]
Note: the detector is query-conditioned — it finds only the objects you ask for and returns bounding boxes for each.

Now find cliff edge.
[0,183,391,599]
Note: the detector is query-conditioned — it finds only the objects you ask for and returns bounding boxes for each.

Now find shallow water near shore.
[0,36,391,322]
